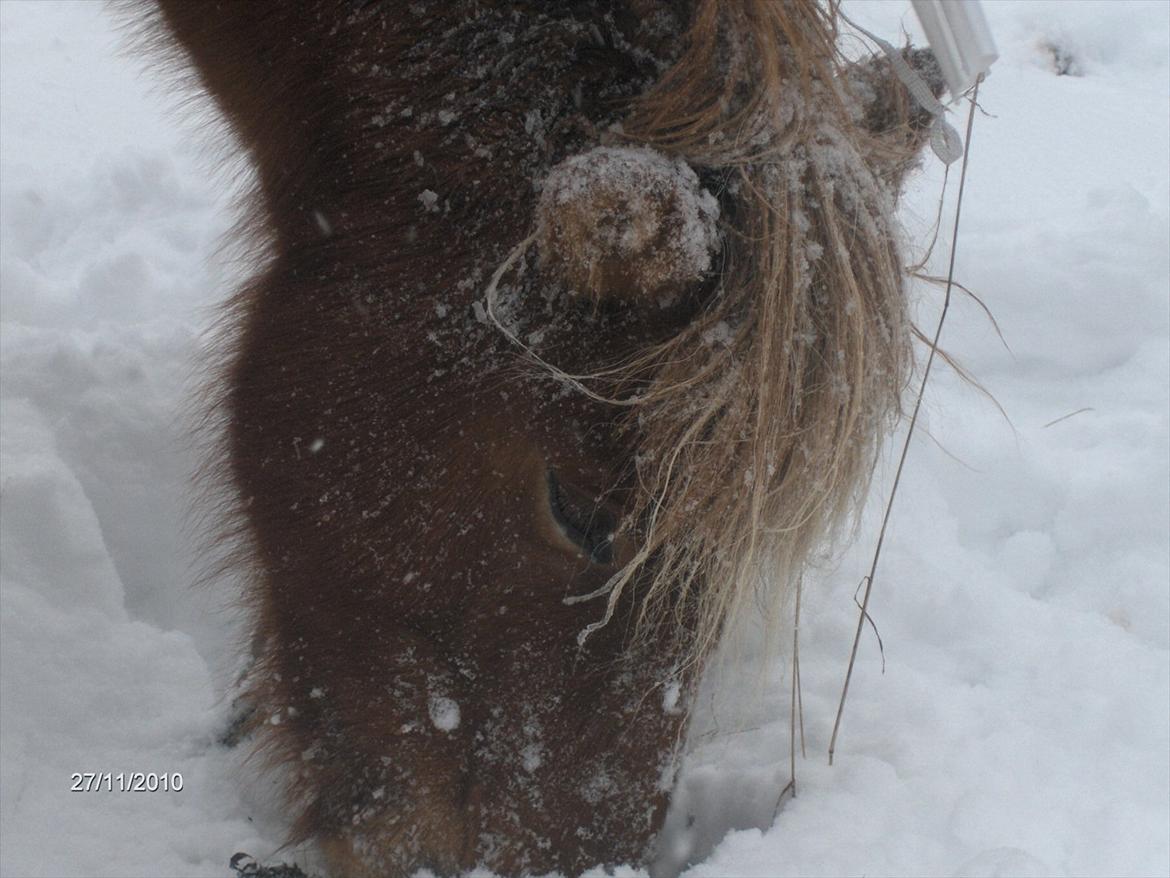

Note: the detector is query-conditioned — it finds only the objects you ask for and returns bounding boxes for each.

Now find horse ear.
[847,47,947,190]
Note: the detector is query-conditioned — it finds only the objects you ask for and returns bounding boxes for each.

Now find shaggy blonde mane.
[558,0,921,672]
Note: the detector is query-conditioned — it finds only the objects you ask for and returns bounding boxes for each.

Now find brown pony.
[123,1,941,874]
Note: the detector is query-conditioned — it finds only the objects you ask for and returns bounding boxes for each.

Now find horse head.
[127,0,942,873]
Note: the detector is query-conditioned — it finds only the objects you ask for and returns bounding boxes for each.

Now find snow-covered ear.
[847,47,947,189]
[535,146,720,307]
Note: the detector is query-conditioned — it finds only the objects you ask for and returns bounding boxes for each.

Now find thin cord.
[828,75,983,766]
[774,574,806,818]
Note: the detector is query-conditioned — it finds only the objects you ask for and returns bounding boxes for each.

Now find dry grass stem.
[828,76,983,766]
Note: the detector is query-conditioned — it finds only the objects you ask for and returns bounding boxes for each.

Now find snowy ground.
[1,2,1167,877]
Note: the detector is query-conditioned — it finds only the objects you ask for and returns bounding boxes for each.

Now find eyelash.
[546,470,616,565]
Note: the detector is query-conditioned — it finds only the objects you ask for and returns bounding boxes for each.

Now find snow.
[429,696,462,733]
[419,189,441,213]
[0,2,1166,877]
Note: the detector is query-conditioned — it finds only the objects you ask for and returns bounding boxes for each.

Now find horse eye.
[546,470,616,565]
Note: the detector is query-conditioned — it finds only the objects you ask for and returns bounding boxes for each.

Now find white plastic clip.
[910,0,999,101]
[843,2,997,165]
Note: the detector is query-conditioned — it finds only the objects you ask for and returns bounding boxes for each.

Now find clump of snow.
[418,189,440,213]
[521,742,543,773]
[428,696,461,732]
[312,210,333,236]
[700,321,734,349]
[662,681,683,715]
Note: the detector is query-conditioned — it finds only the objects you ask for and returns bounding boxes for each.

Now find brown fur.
[118,1,940,874]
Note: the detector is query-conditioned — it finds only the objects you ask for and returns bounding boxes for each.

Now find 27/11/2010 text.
[70,772,183,792]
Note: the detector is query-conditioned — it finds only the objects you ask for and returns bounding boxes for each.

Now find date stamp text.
[70,772,183,792]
